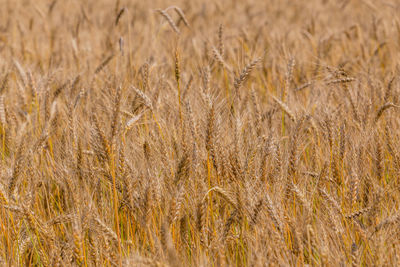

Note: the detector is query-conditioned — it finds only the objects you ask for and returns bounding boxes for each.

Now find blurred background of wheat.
[1,0,400,266]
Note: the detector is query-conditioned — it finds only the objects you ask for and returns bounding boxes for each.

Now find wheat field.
[1,0,400,266]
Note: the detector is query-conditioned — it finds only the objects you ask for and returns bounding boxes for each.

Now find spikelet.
[374,135,384,181]
[110,86,122,142]
[0,73,9,94]
[131,86,153,110]
[172,6,189,27]
[8,135,24,197]
[76,138,83,181]
[119,37,124,56]
[351,242,359,267]
[294,81,313,91]
[202,65,211,95]
[218,24,224,57]
[285,57,295,92]
[223,210,238,242]
[233,57,260,91]
[319,188,342,216]
[251,87,262,136]
[345,206,371,219]
[157,9,180,34]
[53,80,69,99]
[343,85,360,122]
[141,62,150,91]
[375,102,398,123]
[72,217,84,265]
[174,152,190,184]
[206,187,237,209]
[287,117,305,179]
[0,96,6,126]
[250,198,264,226]
[384,76,395,103]
[160,222,180,267]
[205,100,216,154]
[94,54,115,74]
[174,50,181,86]
[92,218,119,245]
[17,232,31,266]
[325,77,355,85]
[339,123,346,160]
[291,182,312,215]
[181,75,193,101]
[125,113,143,132]
[115,7,126,26]
[13,59,27,87]
[168,185,185,223]
[270,95,296,122]
[91,115,111,163]
[265,192,283,234]
[196,194,208,246]
[212,46,232,71]
[142,185,152,226]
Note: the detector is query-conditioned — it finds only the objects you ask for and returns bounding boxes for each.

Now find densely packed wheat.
[1,0,400,266]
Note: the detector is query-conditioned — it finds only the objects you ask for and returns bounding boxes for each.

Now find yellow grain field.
[1,0,400,266]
